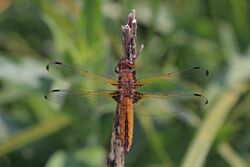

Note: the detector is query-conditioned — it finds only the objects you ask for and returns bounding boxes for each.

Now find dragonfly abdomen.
[117,97,134,153]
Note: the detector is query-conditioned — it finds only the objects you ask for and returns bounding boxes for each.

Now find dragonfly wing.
[140,92,208,105]
[137,66,209,91]
[44,88,117,115]
[134,92,208,117]
[46,61,118,90]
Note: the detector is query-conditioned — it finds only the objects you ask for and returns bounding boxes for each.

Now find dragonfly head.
[115,59,135,73]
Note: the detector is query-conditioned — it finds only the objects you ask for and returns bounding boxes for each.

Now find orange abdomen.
[119,97,134,153]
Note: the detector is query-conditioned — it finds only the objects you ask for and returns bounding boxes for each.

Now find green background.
[0,0,250,167]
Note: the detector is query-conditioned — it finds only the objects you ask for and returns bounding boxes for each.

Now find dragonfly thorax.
[118,68,136,95]
[111,60,142,103]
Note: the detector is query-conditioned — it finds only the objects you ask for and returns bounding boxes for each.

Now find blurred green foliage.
[0,0,250,167]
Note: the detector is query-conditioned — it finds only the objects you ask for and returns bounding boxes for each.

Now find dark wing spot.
[46,61,62,71]
[193,66,209,76]
[193,93,208,105]
[205,70,209,76]
[54,61,62,65]
[51,89,60,92]
[193,93,202,97]
[44,95,48,99]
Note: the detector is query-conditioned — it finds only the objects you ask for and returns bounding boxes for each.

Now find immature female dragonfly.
[45,59,209,153]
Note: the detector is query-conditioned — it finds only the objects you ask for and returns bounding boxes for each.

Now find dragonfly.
[44,59,209,153]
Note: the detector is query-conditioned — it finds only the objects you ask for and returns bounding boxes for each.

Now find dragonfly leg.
[133,92,142,103]
[111,92,120,103]
[114,63,120,73]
